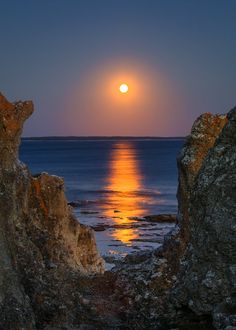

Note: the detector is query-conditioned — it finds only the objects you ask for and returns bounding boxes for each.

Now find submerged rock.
[68,201,81,207]
[144,214,176,222]
[91,223,110,231]
[80,210,99,214]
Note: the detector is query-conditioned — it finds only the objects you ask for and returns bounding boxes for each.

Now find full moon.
[119,83,129,93]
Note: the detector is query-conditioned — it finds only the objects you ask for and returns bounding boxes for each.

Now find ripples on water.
[20,138,184,267]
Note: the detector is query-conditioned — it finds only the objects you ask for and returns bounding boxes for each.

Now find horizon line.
[22,135,186,140]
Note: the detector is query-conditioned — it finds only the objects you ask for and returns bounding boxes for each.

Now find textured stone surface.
[172,108,236,329]
[177,112,228,243]
[108,110,233,329]
[29,172,104,273]
[0,93,104,329]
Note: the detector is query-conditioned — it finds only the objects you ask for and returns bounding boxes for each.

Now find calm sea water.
[20,138,184,267]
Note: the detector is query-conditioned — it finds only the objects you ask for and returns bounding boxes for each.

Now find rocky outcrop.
[0,93,104,329]
[29,173,104,272]
[109,110,235,329]
[172,108,236,329]
[177,112,228,243]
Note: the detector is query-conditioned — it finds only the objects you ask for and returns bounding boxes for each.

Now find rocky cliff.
[109,109,235,329]
[177,112,228,244]
[0,93,104,329]
[172,108,236,329]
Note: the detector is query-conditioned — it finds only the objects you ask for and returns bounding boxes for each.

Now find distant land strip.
[22,136,186,140]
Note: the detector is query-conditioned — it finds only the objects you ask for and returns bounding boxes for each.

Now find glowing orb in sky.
[119,83,129,93]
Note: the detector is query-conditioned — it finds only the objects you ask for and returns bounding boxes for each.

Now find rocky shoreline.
[0,92,235,329]
[68,195,177,268]
[71,207,177,268]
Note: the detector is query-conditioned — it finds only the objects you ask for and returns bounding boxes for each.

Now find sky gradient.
[0,0,235,136]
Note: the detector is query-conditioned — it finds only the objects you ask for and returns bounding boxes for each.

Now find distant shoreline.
[22,136,186,141]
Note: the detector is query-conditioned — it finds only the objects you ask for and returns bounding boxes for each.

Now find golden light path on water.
[104,142,151,245]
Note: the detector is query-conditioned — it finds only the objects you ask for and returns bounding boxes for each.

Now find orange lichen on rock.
[0,92,104,329]
[31,178,49,218]
[0,93,33,167]
[28,172,104,272]
[177,112,228,242]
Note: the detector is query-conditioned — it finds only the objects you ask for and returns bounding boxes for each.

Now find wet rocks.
[91,223,110,231]
[127,214,176,223]
[80,210,99,214]
[144,214,176,222]
[68,201,81,207]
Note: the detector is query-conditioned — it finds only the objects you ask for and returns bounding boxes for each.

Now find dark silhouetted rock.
[144,214,176,222]
[68,201,81,207]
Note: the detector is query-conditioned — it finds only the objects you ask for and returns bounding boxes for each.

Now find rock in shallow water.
[144,214,176,222]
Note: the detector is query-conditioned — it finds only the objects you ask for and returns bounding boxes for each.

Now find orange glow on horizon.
[67,58,180,136]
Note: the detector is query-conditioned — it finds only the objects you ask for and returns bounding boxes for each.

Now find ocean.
[20,138,184,268]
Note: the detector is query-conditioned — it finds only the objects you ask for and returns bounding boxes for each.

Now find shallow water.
[20,138,184,267]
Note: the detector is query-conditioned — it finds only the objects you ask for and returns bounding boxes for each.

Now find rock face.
[29,173,104,272]
[0,93,104,329]
[109,110,235,329]
[177,112,228,244]
[172,109,236,329]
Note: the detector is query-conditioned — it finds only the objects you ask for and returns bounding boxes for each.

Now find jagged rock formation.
[177,113,228,243]
[0,93,104,329]
[29,172,104,272]
[172,109,236,329]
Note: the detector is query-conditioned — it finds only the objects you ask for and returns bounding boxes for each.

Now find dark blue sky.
[0,0,235,136]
